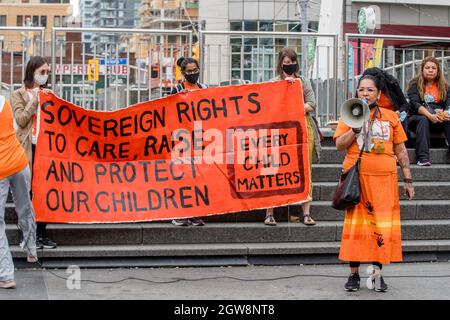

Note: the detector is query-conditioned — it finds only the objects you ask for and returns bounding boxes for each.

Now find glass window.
[33,16,39,26]
[244,38,257,53]
[232,70,241,80]
[24,16,31,26]
[232,55,241,69]
[243,21,257,31]
[62,16,68,27]
[259,21,273,32]
[243,54,252,68]
[17,16,23,27]
[274,21,287,32]
[288,23,301,32]
[54,16,60,27]
[230,37,242,53]
[0,15,6,27]
[40,16,47,28]
[243,70,251,81]
[230,21,242,31]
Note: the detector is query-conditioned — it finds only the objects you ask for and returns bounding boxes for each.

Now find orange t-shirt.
[183,81,203,92]
[424,82,441,104]
[333,108,407,175]
[0,97,29,180]
[378,92,394,111]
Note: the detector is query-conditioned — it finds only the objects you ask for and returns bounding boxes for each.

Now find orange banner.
[32,80,311,223]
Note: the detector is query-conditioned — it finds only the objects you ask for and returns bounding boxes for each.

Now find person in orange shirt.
[407,56,450,166]
[12,56,57,249]
[334,75,415,292]
[0,96,37,289]
[170,57,207,227]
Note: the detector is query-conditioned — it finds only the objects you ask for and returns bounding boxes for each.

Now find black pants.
[349,262,382,270]
[31,144,47,238]
[408,115,450,162]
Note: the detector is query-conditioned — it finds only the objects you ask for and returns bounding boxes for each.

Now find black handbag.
[331,144,364,210]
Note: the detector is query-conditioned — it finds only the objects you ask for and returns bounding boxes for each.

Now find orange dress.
[333,108,407,264]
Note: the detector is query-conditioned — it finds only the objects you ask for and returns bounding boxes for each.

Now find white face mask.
[34,73,48,86]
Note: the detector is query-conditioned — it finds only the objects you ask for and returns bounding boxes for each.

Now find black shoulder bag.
[331,143,365,210]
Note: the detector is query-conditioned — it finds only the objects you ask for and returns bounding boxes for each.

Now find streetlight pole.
[297,0,309,76]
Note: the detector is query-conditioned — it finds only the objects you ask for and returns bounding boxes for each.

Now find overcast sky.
[70,0,79,17]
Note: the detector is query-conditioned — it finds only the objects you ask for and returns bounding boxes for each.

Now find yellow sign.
[88,59,100,81]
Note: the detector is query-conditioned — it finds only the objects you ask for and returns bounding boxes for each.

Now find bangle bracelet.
[404,178,413,183]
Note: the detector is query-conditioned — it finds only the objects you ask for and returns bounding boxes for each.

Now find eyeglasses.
[357,88,377,94]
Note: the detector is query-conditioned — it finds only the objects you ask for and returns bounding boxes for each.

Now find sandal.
[264,215,277,226]
[302,214,316,226]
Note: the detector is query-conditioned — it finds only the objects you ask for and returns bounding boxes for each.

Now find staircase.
[6,138,450,268]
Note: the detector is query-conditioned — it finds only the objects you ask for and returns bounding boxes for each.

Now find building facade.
[81,0,140,49]
[199,0,321,85]
[0,0,72,46]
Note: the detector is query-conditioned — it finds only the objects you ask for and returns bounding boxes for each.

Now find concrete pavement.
[1,262,450,300]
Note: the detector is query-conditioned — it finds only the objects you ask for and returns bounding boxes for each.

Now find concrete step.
[6,220,450,246]
[313,182,450,201]
[5,200,450,225]
[312,164,450,182]
[9,239,450,267]
[319,147,450,164]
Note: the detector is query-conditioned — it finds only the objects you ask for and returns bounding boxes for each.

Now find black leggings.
[349,262,382,270]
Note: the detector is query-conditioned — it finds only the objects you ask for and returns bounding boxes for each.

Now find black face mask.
[185,72,200,84]
[282,63,297,76]
[369,101,378,109]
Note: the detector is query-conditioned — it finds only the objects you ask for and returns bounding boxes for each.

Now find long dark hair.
[24,56,48,89]
[362,67,409,111]
[176,57,199,72]
[276,47,300,78]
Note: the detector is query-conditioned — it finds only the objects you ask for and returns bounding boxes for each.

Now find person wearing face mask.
[12,56,57,250]
[171,57,208,95]
[264,47,321,226]
[407,56,450,167]
[334,75,414,292]
[170,57,207,227]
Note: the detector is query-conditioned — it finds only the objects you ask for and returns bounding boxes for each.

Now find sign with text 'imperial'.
[33,81,311,223]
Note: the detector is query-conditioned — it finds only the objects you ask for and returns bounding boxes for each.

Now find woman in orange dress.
[334,75,415,292]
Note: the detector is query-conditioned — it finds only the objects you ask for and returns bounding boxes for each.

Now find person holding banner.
[334,75,415,292]
[264,47,320,226]
[0,95,38,289]
[170,56,207,227]
[12,56,57,249]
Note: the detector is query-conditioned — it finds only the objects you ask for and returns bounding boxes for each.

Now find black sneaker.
[374,274,388,292]
[36,237,57,249]
[344,273,360,291]
[190,218,205,226]
[171,219,192,226]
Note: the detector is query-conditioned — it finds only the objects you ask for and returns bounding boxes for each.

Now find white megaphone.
[340,98,372,152]
[340,98,370,128]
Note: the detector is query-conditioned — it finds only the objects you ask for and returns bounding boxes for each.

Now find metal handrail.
[344,33,450,97]
[198,30,339,119]
[51,27,193,90]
